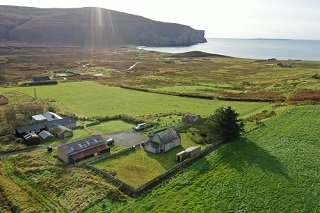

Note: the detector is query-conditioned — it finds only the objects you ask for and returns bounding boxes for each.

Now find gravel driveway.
[103,131,148,147]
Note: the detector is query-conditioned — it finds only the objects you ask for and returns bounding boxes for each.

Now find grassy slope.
[0,82,270,117]
[87,105,320,212]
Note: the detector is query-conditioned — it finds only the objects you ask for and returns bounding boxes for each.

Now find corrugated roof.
[32,76,50,82]
[16,123,46,134]
[185,146,201,153]
[42,111,62,121]
[58,136,106,155]
[47,117,76,129]
[70,144,109,161]
[38,130,54,139]
[32,114,47,121]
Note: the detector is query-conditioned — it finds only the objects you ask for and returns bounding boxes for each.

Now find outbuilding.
[32,111,62,123]
[176,146,201,162]
[58,136,110,164]
[38,130,55,141]
[144,127,181,153]
[46,117,77,130]
[23,133,42,146]
[51,125,73,139]
[16,123,46,137]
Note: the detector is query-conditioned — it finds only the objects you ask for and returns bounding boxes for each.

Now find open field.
[0,81,273,117]
[94,133,204,187]
[87,105,320,212]
[1,46,319,102]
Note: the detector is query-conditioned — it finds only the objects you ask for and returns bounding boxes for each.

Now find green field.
[94,133,203,187]
[0,82,272,117]
[87,105,320,212]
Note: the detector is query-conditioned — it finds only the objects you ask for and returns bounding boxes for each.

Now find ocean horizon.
[139,38,320,61]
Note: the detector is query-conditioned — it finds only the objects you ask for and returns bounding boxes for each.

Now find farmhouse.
[38,130,55,141]
[16,123,46,137]
[51,125,73,139]
[23,133,42,146]
[46,117,77,130]
[176,146,201,162]
[0,94,8,105]
[32,111,62,123]
[58,136,110,164]
[144,127,181,153]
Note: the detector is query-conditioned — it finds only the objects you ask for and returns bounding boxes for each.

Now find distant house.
[176,146,201,162]
[16,123,46,137]
[51,125,73,139]
[46,117,77,130]
[32,111,62,123]
[23,133,42,146]
[182,114,203,125]
[58,136,110,164]
[38,130,55,141]
[32,76,51,83]
[29,76,57,86]
[144,127,181,153]
[0,95,8,105]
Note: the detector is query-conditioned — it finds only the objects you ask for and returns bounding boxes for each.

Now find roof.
[150,127,180,144]
[185,146,201,153]
[47,117,76,129]
[23,133,39,139]
[32,114,47,121]
[32,76,51,82]
[16,123,46,134]
[70,144,109,161]
[58,136,106,155]
[33,111,62,122]
[38,130,54,139]
[42,111,62,121]
[52,125,72,135]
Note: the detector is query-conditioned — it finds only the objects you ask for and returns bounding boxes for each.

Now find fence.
[86,141,223,196]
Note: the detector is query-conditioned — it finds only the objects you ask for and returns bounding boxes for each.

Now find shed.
[144,127,181,153]
[23,133,41,146]
[16,123,46,137]
[58,136,110,164]
[176,146,201,162]
[0,95,8,105]
[51,125,73,139]
[38,130,55,141]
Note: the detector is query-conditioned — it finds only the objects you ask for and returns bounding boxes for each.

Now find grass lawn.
[88,120,133,135]
[87,105,320,212]
[94,133,204,187]
[0,82,272,117]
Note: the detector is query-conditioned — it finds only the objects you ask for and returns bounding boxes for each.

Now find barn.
[0,95,8,105]
[16,123,46,137]
[46,117,77,130]
[144,127,181,153]
[38,130,55,141]
[32,111,62,123]
[58,136,110,164]
[50,125,73,139]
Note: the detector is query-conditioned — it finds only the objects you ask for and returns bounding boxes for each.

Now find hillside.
[0,5,207,47]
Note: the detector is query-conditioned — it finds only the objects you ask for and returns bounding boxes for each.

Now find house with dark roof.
[0,95,8,105]
[46,117,77,130]
[144,127,181,153]
[32,76,51,83]
[58,136,110,164]
[16,123,46,137]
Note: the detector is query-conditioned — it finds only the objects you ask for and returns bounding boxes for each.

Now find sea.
[139,38,320,61]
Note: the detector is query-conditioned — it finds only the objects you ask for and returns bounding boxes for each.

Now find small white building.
[144,127,181,154]
[32,111,62,123]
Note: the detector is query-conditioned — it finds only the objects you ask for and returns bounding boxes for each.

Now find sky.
[1,0,320,40]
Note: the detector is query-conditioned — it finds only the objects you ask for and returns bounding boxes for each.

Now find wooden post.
[34,88,37,99]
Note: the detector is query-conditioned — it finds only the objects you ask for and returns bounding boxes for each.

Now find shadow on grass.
[145,146,185,170]
[216,137,290,179]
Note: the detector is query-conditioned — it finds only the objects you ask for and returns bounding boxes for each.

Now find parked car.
[106,138,114,146]
[134,123,147,131]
